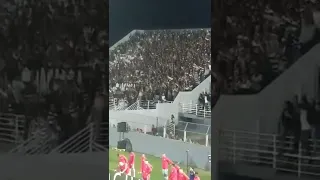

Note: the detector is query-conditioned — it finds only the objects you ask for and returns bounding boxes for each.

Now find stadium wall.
[172,75,211,104]
[156,75,211,124]
[110,75,211,127]
[109,30,137,51]
[110,127,211,169]
[212,43,320,134]
[109,109,167,131]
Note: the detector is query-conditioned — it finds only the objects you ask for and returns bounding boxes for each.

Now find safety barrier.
[50,123,107,154]
[219,129,320,177]
[95,122,108,148]
[109,118,211,147]
[126,100,173,110]
[109,118,156,133]
[0,113,25,145]
[125,101,145,110]
[109,97,116,110]
[9,130,53,155]
[109,98,128,110]
[110,99,175,110]
[172,121,211,146]
[180,103,211,118]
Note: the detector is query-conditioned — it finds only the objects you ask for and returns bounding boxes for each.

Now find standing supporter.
[212,0,320,104]
[162,154,173,180]
[109,29,211,104]
[128,152,136,177]
[0,0,107,147]
[278,101,295,154]
[299,95,312,156]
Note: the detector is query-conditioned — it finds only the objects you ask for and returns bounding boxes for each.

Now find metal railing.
[126,100,173,110]
[219,129,320,177]
[180,103,211,118]
[109,98,128,110]
[9,130,53,155]
[50,123,107,154]
[95,122,108,147]
[109,116,164,133]
[173,121,211,146]
[110,99,175,110]
[109,118,211,147]
[0,113,25,144]
[125,101,145,110]
[109,97,116,110]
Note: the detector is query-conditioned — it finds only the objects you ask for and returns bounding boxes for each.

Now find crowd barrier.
[109,118,211,147]
[219,129,320,177]
[180,102,211,118]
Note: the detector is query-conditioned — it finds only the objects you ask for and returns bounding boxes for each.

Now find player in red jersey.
[169,164,179,180]
[142,161,152,180]
[178,169,189,180]
[140,154,146,174]
[194,172,200,180]
[162,154,173,180]
[117,153,130,175]
[128,152,136,177]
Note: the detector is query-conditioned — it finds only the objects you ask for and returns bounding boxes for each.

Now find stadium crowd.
[213,0,320,96]
[0,0,107,146]
[109,29,211,105]
[213,0,320,161]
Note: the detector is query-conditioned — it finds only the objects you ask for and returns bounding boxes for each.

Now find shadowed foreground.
[0,152,108,180]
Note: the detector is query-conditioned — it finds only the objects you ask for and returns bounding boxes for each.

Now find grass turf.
[109,148,211,180]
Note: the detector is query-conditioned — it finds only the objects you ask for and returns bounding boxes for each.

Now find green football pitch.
[109,148,211,180]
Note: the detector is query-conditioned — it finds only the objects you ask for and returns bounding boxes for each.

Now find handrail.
[109,118,211,147]
[9,130,53,155]
[172,121,211,146]
[110,99,174,110]
[125,101,144,110]
[125,100,173,110]
[9,131,39,153]
[95,122,108,147]
[92,142,108,152]
[219,129,320,177]
[50,123,93,153]
[180,103,211,118]
[50,123,109,154]
[0,113,25,145]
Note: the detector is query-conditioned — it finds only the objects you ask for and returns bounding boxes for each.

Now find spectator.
[0,0,107,144]
[212,0,320,102]
[313,102,320,154]
[278,101,300,154]
[109,29,211,104]
[299,95,312,156]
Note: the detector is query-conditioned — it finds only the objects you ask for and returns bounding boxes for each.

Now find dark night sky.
[109,0,211,46]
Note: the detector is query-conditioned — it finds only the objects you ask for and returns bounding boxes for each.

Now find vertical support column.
[89,123,94,152]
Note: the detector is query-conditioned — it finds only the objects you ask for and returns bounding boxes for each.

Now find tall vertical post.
[89,123,94,152]
[15,116,19,144]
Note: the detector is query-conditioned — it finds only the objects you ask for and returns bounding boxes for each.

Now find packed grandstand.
[213,0,320,179]
[109,28,211,146]
[0,0,108,154]
[109,28,211,180]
